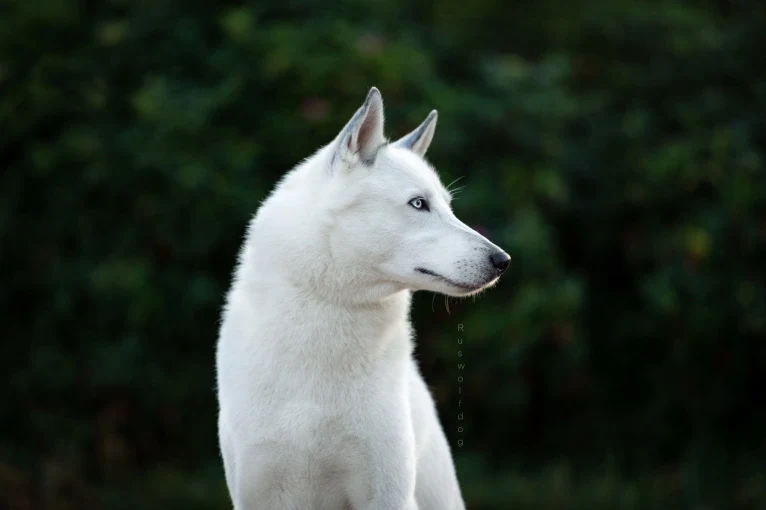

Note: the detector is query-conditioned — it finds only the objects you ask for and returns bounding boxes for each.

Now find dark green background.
[2,0,765,508]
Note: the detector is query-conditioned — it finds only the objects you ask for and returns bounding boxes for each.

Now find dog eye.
[408,197,429,211]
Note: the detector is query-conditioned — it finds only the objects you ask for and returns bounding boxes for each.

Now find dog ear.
[393,110,437,157]
[336,87,386,167]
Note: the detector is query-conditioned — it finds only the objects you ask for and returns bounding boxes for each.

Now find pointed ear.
[336,87,386,166]
[393,110,438,157]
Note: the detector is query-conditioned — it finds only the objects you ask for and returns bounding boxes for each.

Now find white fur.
[216,88,510,510]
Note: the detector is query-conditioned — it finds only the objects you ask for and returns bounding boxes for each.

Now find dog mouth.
[415,267,494,293]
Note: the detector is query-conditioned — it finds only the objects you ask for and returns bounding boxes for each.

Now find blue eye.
[409,197,429,211]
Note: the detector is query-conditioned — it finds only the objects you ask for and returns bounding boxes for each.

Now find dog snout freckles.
[489,251,511,274]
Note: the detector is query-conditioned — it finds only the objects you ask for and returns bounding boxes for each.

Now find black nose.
[490,251,511,273]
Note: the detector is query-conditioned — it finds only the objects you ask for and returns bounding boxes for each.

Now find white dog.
[216,87,510,510]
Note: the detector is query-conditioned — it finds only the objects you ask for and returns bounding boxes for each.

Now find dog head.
[320,87,510,297]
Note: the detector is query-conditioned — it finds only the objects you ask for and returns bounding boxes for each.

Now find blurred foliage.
[2,0,766,508]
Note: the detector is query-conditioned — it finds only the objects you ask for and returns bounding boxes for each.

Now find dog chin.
[444,276,499,297]
[414,268,499,297]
